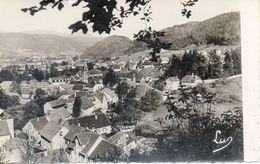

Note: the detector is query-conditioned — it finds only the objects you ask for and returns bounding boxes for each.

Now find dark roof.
[94,92,105,102]
[88,69,102,76]
[81,95,95,110]
[0,120,11,137]
[102,88,116,97]
[79,132,100,156]
[48,99,67,108]
[64,124,85,141]
[68,113,111,129]
[89,140,116,159]
[39,121,63,142]
[30,116,49,131]
[107,131,126,144]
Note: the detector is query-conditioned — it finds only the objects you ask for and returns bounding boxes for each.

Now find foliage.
[32,68,45,81]
[103,68,119,87]
[0,88,20,109]
[34,88,58,116]
[89,146,126,162]
[22,0,198,60]
[72,96,82,118]
[0,69,15,81]
[115,81,130,100]
[165,48,241,80]
[16,138,40,163]
[139,90,161,112]
[18,102,41,129]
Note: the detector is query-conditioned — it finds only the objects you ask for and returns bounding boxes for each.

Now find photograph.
[0,0,253,163]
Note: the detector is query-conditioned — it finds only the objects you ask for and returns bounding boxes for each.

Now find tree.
[103,68,119,87]
[32,68,45,81]
[165,54,182,77]
[21,0,198,61]
[223,51,234,75]
[115,82,130,100]
[139,90,160,112]
[16,138,41,163]
[208,50,223,79]
[231,48,241,75]
[87,62,95,70]
[72,96,82,118]
[0,87,20,109]
[10,81,22,95]
[0,69,15,81]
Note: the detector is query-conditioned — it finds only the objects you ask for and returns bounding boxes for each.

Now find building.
[107,131,128,147]
[44,99,67,114]
[39,121,69,150]
[22,116,49,142]
[64,125,116,162]
[165,76,180,91]
[102,88,118,104]
[49,76,72,83]
[68,112,112,135]
[0,119,14,148]
[181,74,202,87]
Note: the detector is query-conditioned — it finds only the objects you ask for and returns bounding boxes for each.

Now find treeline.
[165,48,241,80]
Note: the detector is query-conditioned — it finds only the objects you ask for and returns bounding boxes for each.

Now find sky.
[0,0,240,38]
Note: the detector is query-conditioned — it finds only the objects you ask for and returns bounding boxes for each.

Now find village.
[0,45,242,162]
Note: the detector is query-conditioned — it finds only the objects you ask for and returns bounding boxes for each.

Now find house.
[0,108,4,116]
[0,119,14,147]
[22,116,49,142]
[107,131,128,147]
[64,125,116,162]
[134,84,149,100]
[181,74,202,87]
[0,81,13,93]
[88,69,103,78]
[94,92,108,114]
[68,112,112,135]
[165,76,180,91]
[49,76,72,83]
[44,99,67,114]
[161,57,170,64]
[39,121,69,150]
[102,88,118,104]
[80,95,98,116]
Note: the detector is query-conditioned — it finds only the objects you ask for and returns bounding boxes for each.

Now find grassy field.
[137,76,242,134]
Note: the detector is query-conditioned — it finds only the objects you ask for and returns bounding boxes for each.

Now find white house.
[22,116,49,142]
[94,92,108,114]
[181,74,202,87]
[165,76,180,91]
[107,131,128,147]
[102,88,118,104]
[64,125,115,162]
[39,121,69,150]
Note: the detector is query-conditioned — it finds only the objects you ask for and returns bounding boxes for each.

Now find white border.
[241,0,260,161]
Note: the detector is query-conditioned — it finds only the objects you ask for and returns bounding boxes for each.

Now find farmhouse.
[44,99,67,114]
[68,112,112,135]
[22,116,49,141]
[39,121,69,150]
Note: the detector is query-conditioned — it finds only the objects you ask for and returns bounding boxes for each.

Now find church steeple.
[83,59,88,83]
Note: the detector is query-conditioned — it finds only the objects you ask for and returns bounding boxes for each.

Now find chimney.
[95,114,98,120]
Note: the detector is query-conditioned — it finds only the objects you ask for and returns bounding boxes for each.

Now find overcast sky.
[0,0,240,38]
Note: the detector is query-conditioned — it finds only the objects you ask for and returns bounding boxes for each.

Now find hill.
[161,12,240,50]
[81,35,147,59]
[0,33,103,57]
